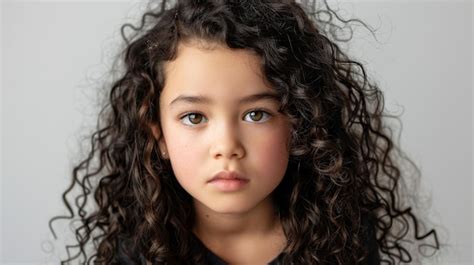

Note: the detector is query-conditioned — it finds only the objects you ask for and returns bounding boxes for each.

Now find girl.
[49,0,441,264]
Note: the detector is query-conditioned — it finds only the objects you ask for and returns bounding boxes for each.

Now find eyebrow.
[169,92,280,107]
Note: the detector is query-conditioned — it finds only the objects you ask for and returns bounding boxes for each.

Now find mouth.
[207,171,248,183]
[207,171,249,192]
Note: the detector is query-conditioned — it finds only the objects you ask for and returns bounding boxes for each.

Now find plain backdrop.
[1,0,472,264]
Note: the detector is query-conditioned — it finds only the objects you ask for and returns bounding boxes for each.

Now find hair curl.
[49,0,441,264]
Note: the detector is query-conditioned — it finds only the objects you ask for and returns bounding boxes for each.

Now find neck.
[192,196,281,241]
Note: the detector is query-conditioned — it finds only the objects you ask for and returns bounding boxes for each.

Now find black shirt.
[203,246,283,265]
[117,215,380,264]
[199,218,380,265]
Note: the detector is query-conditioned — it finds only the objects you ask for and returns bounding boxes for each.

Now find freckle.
[205,215,210,218]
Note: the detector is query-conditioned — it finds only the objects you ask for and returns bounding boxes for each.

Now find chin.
[212,207,251,215]
[204,200,257,215]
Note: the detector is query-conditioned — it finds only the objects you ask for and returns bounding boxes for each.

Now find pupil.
[251,111,262,121]
[190,114,201,124]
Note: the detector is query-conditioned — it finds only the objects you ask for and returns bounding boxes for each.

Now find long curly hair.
[48,0,441,264]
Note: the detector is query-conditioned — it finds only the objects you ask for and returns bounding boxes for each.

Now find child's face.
[157,41,291,215]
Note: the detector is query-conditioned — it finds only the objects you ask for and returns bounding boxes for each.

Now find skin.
[154,40,291,264]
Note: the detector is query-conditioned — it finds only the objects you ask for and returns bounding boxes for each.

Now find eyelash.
[179,108,273,127]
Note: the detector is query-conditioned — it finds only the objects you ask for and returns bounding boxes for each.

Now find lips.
[208,171,248,183]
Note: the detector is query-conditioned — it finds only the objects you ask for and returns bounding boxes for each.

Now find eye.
[243,109,272,123]
[180,112,207,126]
[179,109,273,127]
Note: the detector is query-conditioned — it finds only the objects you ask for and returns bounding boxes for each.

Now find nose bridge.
[211,113,244,159]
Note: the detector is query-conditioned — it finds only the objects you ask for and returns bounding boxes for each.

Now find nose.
[210,121,245,160]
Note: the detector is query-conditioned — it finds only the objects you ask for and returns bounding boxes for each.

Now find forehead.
[160,42,275,104]
[164,41,262,77]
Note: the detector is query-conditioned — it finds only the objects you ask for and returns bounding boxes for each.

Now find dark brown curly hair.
[48,0,441,264]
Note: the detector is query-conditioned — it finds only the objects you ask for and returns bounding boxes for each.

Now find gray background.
[1,0,472,264]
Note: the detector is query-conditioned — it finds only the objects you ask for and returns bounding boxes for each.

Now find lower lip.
[208,178,249,191]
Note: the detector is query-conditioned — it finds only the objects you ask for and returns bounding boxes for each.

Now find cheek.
[250,128,290,178]
[163,127,205,186]
[168,144,200,190]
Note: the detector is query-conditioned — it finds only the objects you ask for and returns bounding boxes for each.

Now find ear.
[150,123,168,157]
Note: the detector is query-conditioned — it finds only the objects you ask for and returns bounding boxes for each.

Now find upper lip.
[208,171,248,183]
